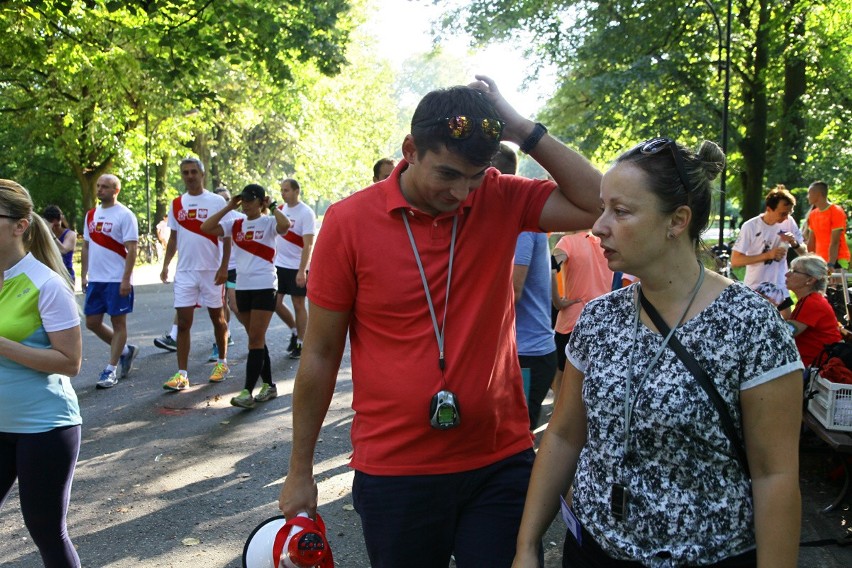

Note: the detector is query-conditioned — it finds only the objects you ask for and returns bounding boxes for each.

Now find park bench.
[803,410,852,512]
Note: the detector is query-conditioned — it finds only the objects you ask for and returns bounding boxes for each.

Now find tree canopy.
[447,0,852,220]
[0,0,356,230]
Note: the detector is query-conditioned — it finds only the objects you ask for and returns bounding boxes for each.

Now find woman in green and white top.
[0,179,82,567]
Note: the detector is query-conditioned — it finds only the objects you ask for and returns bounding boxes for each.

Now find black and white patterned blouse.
[567,282,803,566]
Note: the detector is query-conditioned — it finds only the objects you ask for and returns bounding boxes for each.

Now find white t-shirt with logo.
[167,191,227,272]
[733,214,803,296]
[274,201,317,269]
[84,203,139,283]
[220,214,279,290]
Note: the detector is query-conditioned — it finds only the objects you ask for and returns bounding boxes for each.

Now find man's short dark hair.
[765,187,796,210]
[809,180,828,196]
[492,143,517,175]
[43,204,62,222]
[373,158,394,180]
[282,178,300,193]
[410,86,502,167]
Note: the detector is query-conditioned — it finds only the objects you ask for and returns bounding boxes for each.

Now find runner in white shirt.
[160,157,231,390]
[732,187,806,315]
[273,178,317,360]
[201,184,290,408]
[80,174,139,389]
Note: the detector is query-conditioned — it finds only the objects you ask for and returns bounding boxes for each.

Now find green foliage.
[287,30,403,202]
[0,0,355,224]
[446,0,852,218]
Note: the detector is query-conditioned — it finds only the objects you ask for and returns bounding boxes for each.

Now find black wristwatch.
[519,123,548,154]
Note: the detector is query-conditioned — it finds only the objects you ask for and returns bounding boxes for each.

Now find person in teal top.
[0,179,82,567]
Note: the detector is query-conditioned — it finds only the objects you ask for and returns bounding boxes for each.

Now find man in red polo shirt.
[278,76,602,567]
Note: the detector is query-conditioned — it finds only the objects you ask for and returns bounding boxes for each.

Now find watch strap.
[519,122,548,154]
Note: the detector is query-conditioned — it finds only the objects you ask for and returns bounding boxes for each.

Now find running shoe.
[227,333,235,346]
[254,383,278,402]
[118,344,138,378]
[154,333,177,352]
[96,369,118,389]
[230,389,255,409]
[286,332,298,353]
[209,362,230,383]
[163,372,189,391]
[289,344,301,360]
[208,343,219,362]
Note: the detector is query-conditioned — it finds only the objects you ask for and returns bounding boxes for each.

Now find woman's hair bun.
[696,140,726,181]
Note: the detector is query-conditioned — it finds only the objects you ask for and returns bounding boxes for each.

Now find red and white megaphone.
[242,513,334,568]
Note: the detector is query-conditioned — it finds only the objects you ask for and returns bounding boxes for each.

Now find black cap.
[239,184,266,201]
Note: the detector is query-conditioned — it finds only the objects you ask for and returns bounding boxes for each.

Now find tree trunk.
[74,160,113,212]
[737,0,771,219]
[776,1,807,188]
[155,156,170,221]
[191,132,211,190]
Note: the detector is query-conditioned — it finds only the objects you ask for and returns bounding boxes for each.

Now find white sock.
[105,364,117,372]
[121,345,130,356]
[290,327,297,335]
[170,325,178,339]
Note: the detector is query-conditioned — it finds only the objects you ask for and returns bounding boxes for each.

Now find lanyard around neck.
[401,211,458,372]
[621,261,705,459]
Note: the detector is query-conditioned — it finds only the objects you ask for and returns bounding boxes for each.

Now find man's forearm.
[299,245,313,273]
[829,230,842,264]
[731,251,770,267]
[288,354,340,475]
[123,242,137,281]
[528,133,602,219]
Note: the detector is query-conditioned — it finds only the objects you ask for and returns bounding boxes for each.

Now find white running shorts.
[174,269,224,309]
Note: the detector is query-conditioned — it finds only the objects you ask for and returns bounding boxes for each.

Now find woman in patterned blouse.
[512,140,803,567]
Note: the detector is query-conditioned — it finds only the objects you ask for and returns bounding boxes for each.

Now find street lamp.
[144,111,152,262]
[702,0,733,247]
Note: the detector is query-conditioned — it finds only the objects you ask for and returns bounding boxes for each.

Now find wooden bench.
[803,411,852,512]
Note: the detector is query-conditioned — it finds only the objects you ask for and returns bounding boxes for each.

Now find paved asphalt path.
[1,264,851,567]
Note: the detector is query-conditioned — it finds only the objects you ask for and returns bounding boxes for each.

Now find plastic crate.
[808,374,852,432]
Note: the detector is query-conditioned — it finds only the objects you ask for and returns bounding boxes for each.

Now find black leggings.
[0,425,81,568]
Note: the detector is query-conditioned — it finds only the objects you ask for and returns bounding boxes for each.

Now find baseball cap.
[240,184,266,201]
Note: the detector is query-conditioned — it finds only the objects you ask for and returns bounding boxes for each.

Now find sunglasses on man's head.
[415,116,505,141]
[630,137,695,194]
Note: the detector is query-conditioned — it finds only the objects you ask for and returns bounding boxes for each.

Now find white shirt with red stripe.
[167,191,227,272]
[274,201,316,269]
[84,203,138,283]
[219,214,278,290]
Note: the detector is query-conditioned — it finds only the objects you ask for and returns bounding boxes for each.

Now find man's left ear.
[668,205,692,239]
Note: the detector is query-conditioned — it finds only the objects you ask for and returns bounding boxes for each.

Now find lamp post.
[144,111,153,264]
[702,0,733,247]
[719,0,732,248]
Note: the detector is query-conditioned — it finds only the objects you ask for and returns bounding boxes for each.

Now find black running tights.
[0,425,81,568]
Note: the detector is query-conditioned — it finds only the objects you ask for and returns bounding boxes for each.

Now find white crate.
[808,374,852,432]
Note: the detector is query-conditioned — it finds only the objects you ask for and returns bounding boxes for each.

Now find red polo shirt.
[309,160,555,475]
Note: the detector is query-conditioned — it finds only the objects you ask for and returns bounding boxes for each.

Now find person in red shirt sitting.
[785,254,842,367]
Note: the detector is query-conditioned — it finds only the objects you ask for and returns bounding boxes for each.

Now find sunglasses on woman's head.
[630,137,695,194]
[414,116,505,141]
